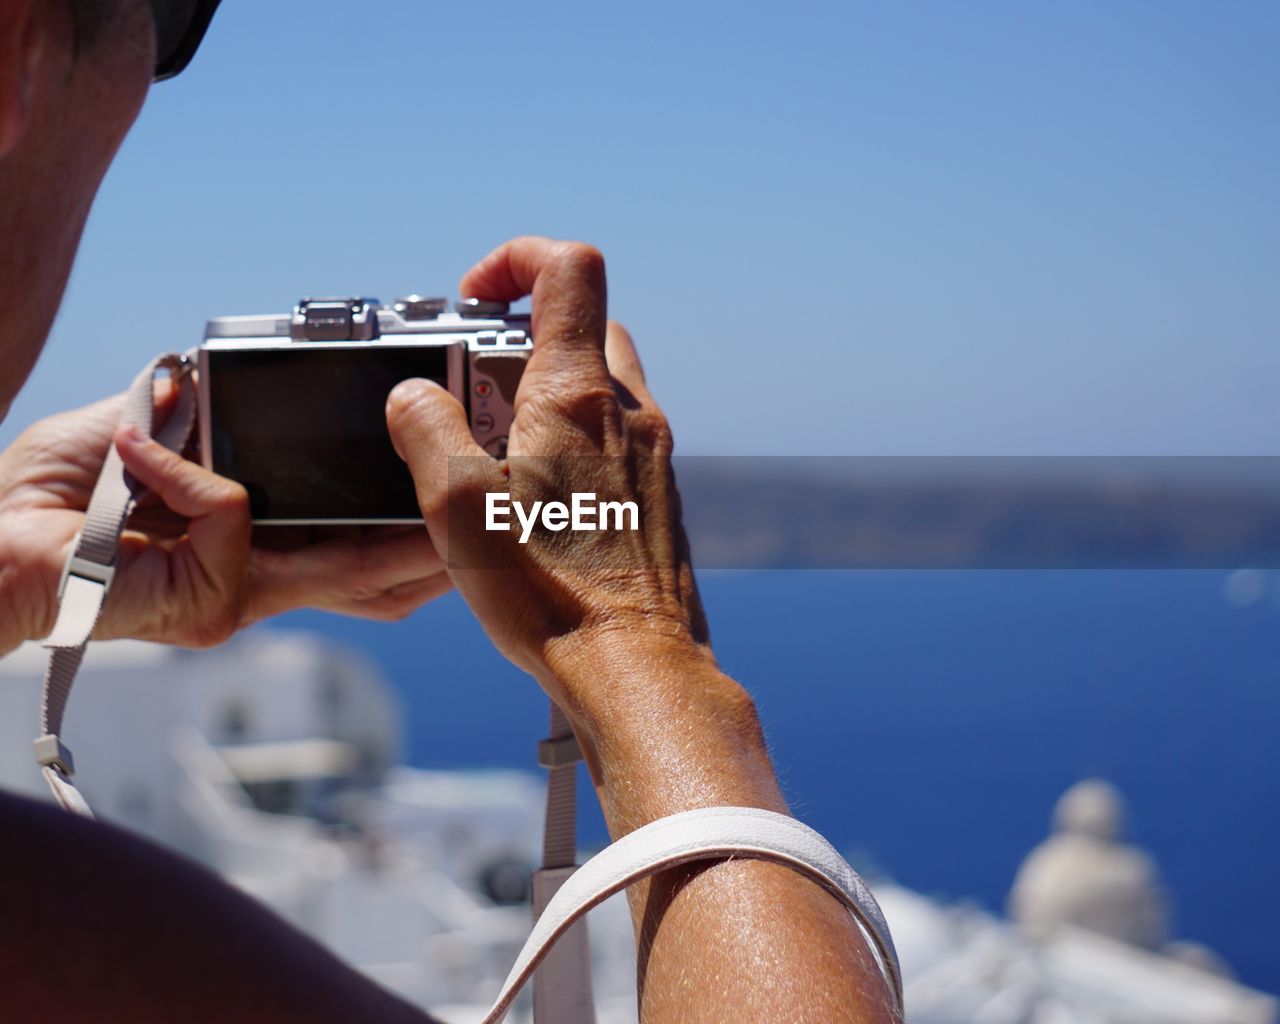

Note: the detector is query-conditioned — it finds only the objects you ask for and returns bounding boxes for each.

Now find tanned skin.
[0,3,899,1021]
[388,237,900,1023]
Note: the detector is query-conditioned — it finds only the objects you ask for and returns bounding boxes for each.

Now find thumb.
[386,378,492,524]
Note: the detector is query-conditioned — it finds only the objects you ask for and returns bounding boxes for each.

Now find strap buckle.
[34,734,76,776]
[58,551,117,602]
[538,735,583,768]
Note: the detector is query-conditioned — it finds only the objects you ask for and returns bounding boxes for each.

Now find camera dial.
[394,296,448,320]
[457,298,510,317]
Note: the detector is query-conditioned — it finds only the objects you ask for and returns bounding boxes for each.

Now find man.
[0,2,899,1021]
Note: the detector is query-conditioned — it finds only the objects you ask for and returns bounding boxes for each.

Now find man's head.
[0,0,154,421]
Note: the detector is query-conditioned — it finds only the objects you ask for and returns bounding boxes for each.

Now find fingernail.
[119,423,146,445]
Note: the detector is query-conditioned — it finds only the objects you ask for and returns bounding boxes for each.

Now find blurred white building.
[0,635,1274,1024]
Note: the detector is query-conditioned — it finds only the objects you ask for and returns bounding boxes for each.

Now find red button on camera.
[474,380,493,398]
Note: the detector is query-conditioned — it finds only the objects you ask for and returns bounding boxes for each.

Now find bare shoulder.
[0,790,435,1024]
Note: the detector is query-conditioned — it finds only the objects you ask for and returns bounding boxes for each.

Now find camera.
[198,296,530,524]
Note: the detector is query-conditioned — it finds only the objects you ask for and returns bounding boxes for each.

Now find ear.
[0,0,39,160]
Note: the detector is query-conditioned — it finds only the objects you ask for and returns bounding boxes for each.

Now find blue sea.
[277,570,1280,993]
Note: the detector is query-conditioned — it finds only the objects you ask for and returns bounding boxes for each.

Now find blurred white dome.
[1010,779,1169,950]
[1053,778,1126,840]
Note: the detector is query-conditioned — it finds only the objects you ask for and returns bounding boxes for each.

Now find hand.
[0,387,452,654]
[387,243,899,1022]
[386,237,711,721]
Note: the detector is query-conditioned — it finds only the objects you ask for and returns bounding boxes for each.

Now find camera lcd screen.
[204,345,451,521]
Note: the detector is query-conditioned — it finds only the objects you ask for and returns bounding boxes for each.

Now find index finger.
[460,236,610,389]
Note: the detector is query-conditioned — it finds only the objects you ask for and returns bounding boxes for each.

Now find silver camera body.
[198,296,531,524]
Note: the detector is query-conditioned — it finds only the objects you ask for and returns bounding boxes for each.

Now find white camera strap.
[35,351,197,816]
[33,352,903,1022]
[484,805,904,1024]
[531,700,596,1021]
[527,708,903,1023]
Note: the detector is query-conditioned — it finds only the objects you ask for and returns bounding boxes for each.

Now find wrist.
[543,620,722,730]
[544,626,788,835]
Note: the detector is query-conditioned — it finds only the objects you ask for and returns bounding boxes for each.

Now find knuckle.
[652,422,675,457]
[632,407,674,454]
[558,384,621,424]
[449,460,495,509]
[153,450,197,492]
[345,543,379,595]
[513,392,556,432]
[521,386,620,442]
[415,486,450,524]
[186,604,240,649]
[516,386,623,453]
[210,478,250,515]
[347,582,387,604]
[376,596,419,623]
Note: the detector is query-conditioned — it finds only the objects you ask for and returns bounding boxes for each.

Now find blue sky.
[4,0,1277,455]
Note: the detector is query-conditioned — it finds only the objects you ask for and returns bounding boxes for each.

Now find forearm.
[548,634,900,1024]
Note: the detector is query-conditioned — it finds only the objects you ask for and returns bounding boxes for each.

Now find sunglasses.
[151,0,223,81]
